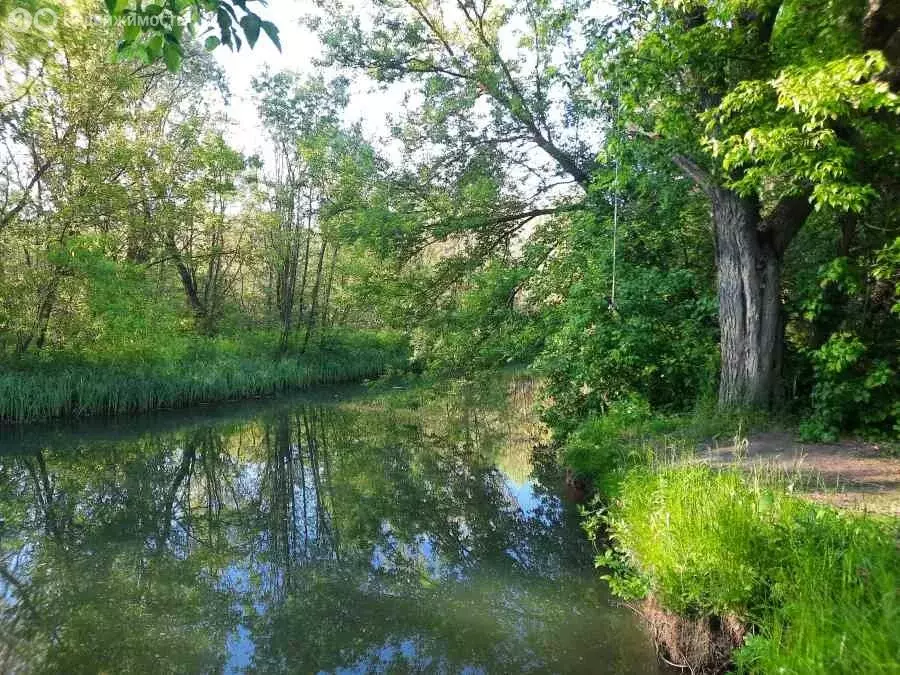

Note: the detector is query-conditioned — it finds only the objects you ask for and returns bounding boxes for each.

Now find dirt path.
[697,432,900,517]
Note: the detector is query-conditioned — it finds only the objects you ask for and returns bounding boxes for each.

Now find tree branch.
[762,190,814,255]
[671,153,716,195]
[0,159,52,230]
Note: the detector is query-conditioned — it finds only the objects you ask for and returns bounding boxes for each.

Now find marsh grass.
[570,405,899,673]
[0,329,408,423]
[600,464,899,673]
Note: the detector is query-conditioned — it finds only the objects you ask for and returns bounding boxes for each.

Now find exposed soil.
[697,432,900,516]
[638,596,745,674]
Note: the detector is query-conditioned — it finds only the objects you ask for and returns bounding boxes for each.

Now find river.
[0,375,663,674]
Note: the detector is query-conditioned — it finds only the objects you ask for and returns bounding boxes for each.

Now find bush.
[537,265,718,438]
[792,240,900,441]
[800,332,898,441]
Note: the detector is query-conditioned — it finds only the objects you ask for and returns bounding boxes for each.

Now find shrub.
[536,265,718,438]
[793,241,900,441]
[800,331,898,441]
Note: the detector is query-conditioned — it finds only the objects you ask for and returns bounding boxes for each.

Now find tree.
[583,0,899,408]
[316,0,899,409]
[145,122,249,332]
[253,72,381,349]
[0,7,267,349]
[106,0,280,70]
[0,7,171,351]
[316,0,598,223]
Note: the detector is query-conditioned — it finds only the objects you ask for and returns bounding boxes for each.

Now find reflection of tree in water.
[0,432,240,674]
[253,411,342,601]
[0,379,658,674]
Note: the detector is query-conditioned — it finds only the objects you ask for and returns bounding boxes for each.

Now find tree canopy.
[0,0,897,438]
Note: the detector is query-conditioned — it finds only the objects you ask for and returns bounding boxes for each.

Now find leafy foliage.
[109,0,281,70]
[0,11,407,418]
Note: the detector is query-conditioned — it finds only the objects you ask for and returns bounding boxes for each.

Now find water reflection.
[0,378,661,674]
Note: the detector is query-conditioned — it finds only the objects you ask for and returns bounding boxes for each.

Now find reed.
[0,329,409,423]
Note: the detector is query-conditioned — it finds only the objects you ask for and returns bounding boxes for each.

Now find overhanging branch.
[671,153,716,196]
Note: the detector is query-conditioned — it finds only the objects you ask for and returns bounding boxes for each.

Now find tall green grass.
[0,329,409,423]
[599,465,899,673]
[569,403,899,673]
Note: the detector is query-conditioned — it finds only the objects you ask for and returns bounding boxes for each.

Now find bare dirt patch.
[638,596,745,674]
[697,432,900,516]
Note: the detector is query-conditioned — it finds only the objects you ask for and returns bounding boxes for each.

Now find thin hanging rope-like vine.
[610,87,621,308]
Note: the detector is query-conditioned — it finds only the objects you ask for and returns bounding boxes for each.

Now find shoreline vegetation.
[566,402,899,674]
[2,0,897,672]
[0,329,408,424]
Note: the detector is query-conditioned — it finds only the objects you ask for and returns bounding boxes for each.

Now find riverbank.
[566,403,900,673]
[0,329,409,423]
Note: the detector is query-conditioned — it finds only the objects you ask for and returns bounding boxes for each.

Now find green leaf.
[123,23,140,42]
[260,20,280,51]
[204,35,220,51]
[163,40,182,72]
[135,44,151,64]
[240,14,260,47]
[147,34,164,58]
[216,7,232,38]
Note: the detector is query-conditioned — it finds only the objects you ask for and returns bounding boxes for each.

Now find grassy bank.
[567,402,899,673]
[0,329,409,423]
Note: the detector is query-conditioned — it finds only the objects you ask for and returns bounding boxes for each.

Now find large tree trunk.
[863,0,900,90]
[712,189,781,407]
[711,187,813,408]
[673,155,812,409]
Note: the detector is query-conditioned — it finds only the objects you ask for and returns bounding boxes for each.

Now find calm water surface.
[0,377,663,674]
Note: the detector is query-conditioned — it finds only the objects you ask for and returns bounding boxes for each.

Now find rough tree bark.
[674,155,812,408]
[864,0,900,90]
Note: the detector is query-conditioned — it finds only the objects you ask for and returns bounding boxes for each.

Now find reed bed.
[0,330,409,423]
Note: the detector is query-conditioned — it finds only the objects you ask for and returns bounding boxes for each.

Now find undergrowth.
[569,400,900,673]
[0,329,408,423]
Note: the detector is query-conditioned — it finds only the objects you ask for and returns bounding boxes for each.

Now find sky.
[206,0,616,198]
[210,2,405,160]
